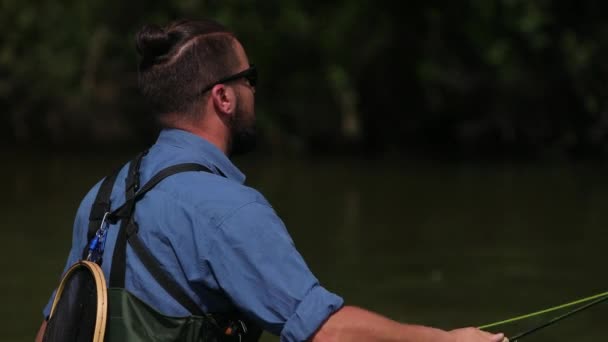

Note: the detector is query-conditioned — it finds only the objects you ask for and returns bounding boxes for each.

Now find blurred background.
[2,0,608,341]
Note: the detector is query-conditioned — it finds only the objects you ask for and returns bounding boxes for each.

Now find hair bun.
[136,24,174,59]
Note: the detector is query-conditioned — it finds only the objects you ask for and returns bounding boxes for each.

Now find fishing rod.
[478,290,608,340]
[509,294,608,341]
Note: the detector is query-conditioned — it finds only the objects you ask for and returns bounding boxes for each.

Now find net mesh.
[43,266,99,342]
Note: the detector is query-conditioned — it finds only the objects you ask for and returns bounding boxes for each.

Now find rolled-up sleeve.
[281,285,343,341]
[205,200,344,341]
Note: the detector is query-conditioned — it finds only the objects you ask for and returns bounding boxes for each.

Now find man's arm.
[311,306,506,342]
[206,201,506,341]
[35,307,504,342]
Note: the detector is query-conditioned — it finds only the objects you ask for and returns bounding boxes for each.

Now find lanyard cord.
[478,290,608,330]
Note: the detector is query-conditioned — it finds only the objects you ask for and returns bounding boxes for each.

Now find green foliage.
[2,0,608,159]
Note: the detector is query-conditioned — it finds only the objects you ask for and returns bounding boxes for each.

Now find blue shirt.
[44,128,343,341]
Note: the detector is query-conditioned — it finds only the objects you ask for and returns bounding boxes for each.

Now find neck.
[182,125,229,155]
[186,127,228,155]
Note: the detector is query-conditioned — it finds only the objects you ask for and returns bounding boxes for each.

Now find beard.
[228,99,257,156]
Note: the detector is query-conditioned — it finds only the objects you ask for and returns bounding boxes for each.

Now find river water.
[2,152,607,341]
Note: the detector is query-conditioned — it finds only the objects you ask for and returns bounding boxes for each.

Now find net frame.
[47,260,107,342]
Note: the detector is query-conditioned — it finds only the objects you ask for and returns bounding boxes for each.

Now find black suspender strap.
[82,167,121,259]
[108,151,146,288]
[85,152,262,339]
[126,225,206,316]
[117,163,213,316]
[108,163,214,222]
[101,154,214,316]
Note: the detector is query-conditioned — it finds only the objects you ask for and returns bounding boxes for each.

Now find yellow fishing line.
[478,291,608,330]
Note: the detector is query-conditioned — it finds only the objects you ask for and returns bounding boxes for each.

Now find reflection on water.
[2,153,607,341]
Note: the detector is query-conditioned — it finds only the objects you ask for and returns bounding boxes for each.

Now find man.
[37,19,506,341]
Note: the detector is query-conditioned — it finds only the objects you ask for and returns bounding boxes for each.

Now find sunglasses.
[201,64,257,94]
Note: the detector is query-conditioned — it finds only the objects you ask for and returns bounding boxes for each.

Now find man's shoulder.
[74,157,272,228]
[146,170,272,227]
[159,170,268,204]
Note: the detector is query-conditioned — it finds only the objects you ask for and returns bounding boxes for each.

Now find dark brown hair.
[136,19,241,124]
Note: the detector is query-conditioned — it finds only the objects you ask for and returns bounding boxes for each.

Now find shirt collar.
[155,128,246,184]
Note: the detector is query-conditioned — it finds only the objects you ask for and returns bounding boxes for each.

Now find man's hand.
[448,327,508,342]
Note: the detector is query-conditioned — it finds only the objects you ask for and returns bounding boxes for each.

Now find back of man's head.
[136,19,241,125]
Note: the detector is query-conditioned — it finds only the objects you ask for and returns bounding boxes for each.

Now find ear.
[210,84,237,117]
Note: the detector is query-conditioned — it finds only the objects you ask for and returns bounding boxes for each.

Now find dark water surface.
[2,153,607,341]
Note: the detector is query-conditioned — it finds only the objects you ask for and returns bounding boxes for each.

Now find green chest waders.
[45,152,262,342]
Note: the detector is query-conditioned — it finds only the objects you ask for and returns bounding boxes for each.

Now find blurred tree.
[2,0,608,159]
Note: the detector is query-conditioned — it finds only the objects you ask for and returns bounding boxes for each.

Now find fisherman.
[36,18,507,342]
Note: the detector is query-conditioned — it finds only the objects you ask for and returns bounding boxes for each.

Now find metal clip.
[99,212,110,232]
[87,212,111,263]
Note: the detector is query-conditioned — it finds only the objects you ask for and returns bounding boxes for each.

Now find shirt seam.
[137,186,265,232]
[213,200,267,230]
